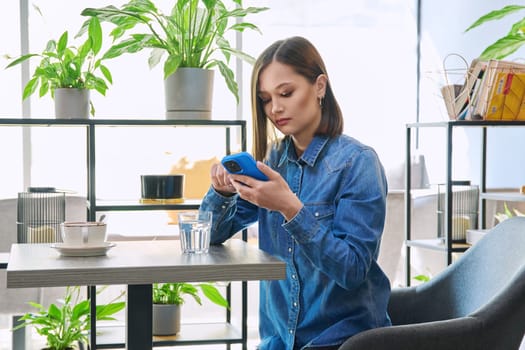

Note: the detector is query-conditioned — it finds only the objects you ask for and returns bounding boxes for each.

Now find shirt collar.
[278,135,330,167]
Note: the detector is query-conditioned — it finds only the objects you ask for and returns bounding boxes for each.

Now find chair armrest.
[388,275,462,325]
[387,286,417,325]
[338,316,482,350]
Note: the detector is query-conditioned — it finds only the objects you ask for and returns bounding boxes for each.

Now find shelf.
[406,239,470,252]
[95,322,243,348]
[403,121,521,285]
[0,118,246,127]
[0,117,248,348]
[480,191,525,202]
[94,199,202,211]
[407,120,525,128]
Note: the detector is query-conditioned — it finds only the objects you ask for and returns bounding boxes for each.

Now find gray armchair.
[339,216,525,350]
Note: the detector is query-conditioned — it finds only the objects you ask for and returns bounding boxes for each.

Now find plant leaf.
[479,34,525,60]
[47,303,62,321]
[56,31,69,58]
[504,202,514,217]
[215,60,238,103]
[230,22,261,34]
[38,79,49,98]
[22,77,39,99]
[96,301,126,321]
[72,300,91,321]
[466,5,525,32]
[89,17,103,55]
[5,53,39,69]
[509,17,525,35]
[413,274,431,282]
[163,54,182,79]
[199,283,230,309]
[99,64,113,84]
[148,48,165,69]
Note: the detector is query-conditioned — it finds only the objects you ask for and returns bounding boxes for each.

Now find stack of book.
[441,59,525,121]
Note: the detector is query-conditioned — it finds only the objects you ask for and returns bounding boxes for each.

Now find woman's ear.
[315,74,328,98]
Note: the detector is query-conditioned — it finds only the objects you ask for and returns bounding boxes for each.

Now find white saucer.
[51,242,116,257]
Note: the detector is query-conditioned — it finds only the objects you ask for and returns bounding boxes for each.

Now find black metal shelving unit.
[0,118,249,349]
[405,120,525,286]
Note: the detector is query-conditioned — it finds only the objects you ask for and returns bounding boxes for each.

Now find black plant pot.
[140,175,184,200]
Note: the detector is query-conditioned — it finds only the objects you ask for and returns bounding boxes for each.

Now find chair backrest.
[415,216,525,321]
[0,198,19,252]
[0,196,87,314]
[0,195,87,246]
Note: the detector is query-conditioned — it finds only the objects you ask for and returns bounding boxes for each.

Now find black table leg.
[127,284,152,350]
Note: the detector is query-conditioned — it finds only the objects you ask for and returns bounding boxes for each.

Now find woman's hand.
[210,163,237,196]
[229,162,303,221]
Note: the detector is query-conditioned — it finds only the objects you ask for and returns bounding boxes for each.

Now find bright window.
[0,0,418,199]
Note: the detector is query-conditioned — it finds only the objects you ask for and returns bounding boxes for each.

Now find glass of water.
[178,210,212,254]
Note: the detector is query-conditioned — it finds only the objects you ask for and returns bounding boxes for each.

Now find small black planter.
[140,175,184,200]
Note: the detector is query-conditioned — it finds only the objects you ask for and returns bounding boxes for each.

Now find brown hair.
[250,36,343,161]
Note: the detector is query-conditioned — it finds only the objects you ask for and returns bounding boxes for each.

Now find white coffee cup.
[60,222,107,246]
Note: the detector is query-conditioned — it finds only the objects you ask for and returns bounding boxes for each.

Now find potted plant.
[80,0,269,119]
[494,202,525,223]
[465,5,525,60]
[13,286,125,350]
[5,17,113,118]
[152,282,228,336]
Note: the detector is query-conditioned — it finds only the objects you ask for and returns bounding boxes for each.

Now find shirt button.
[221,205,226,209]
[288,247,292,253]
[314,212,319,217]
[289,329,293,334]
[291,274,297,280]
[293,301,298,307]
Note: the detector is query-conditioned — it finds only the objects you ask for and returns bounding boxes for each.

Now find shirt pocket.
[304,202,334,223]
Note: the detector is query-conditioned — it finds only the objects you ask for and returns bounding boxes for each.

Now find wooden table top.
[6,239,286,288]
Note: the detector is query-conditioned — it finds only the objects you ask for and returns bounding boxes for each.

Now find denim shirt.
[201,134,391,350]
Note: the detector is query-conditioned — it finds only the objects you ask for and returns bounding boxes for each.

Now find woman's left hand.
[228,162,303,221]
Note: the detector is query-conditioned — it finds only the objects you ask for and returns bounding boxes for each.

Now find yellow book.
[485,71,525,120]
[503,73,525,120]
[472,60,525,119]
[485,72,506,120]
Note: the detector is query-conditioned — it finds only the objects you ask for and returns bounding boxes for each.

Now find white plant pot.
[152,303,181,336]
[54,88,90,119]
[164,67,214,120]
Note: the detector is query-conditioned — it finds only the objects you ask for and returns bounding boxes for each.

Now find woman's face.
[257,61,325,144]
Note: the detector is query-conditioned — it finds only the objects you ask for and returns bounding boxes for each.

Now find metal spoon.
[98,214,106,223]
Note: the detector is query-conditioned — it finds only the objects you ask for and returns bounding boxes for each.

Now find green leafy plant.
[153,282,229,308]
[4,16,113,116]
[413,274,431,283]
[80,0,269,103]
[494,202,525,223]
[14,286,125,350]
[413,267,433,284]
[465,5,525,60]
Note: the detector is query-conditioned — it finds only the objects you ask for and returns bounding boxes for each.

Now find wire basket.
[437,181,479,242]
[17,187,65,243]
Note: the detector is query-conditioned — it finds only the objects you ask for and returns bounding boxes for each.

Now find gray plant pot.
[164,67,214,120]
[54,88,90,119]
[152,303,181,336]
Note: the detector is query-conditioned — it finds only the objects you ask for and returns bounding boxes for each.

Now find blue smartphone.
[221,152,268,181]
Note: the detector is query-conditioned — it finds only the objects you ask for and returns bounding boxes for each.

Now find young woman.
[200,36,391,350]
